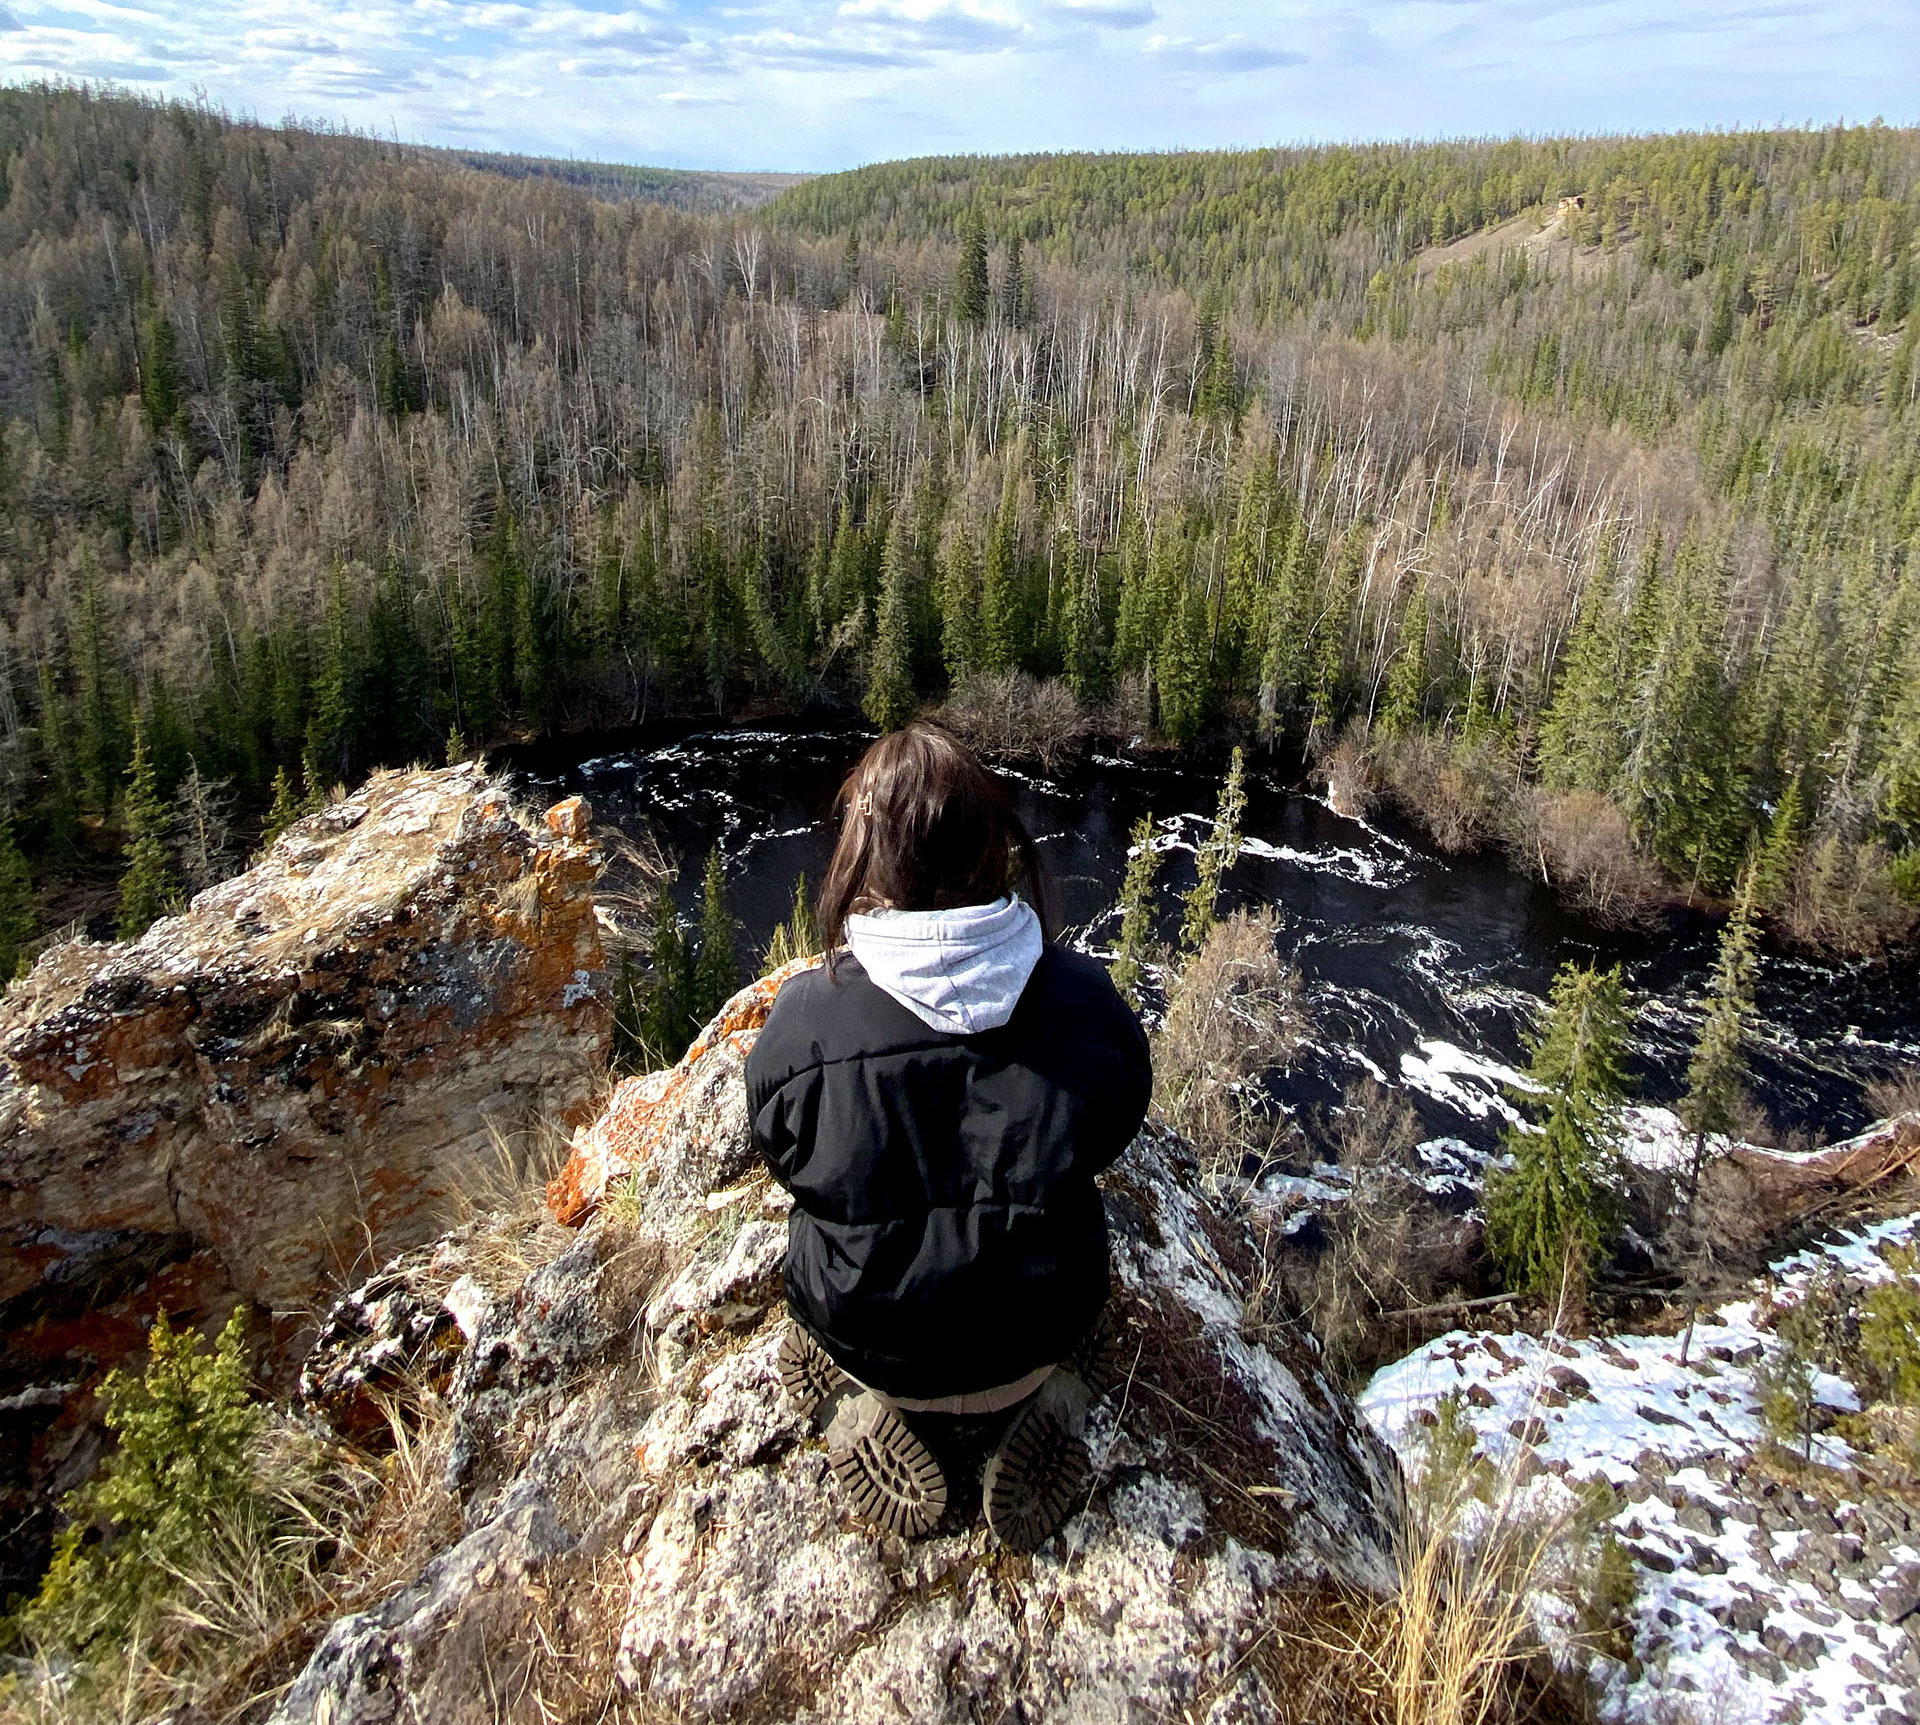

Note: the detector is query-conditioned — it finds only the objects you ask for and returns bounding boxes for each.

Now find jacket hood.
[845,896,1043,1035]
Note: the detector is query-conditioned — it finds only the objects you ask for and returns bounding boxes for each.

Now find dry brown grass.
[1298,1382,1620,1725]
[1153,908,1306,1184]
[1865,1066,1920,1122]
[452,1115,585,1297]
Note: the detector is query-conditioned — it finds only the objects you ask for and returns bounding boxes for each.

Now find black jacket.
[745,946,1152,1399]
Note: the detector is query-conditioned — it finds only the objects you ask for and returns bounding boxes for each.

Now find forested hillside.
[2,86,1918,953]
[443,151,806,212]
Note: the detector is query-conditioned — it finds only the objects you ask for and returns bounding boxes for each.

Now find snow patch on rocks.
[1362,1212,1920,1725]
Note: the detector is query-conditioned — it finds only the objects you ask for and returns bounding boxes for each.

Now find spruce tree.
[138,297,181,433]
[939,527,978,689]
[259,766,301,852]
[1486,963,1635,1299]
[1181,747,1247,954]
[1000,233,1028,326]
[117,720,177,941]
[0,819,35,982]
[1751,775,1805,912]
[693,847,740,1025]
[954,210,990,325]
[1110,814,1161,1006]
[1157,591,1208,746]
[639,877,695,1068]
[611,949,645,1075]
[1375,583,1430,739]
[300,726,330,814]
[981,473,1019,673]
[865,513,916,731]
[1679,869,1760,1200]
[762,872,821,971]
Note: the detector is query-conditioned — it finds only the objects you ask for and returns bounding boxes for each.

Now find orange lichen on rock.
[548,956,819,1226]
[545,795,593,840]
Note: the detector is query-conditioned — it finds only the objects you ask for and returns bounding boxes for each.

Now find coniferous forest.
[3,85,1920,953]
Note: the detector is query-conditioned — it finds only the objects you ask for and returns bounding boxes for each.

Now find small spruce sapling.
[1485,962,1634,1300]
[116,720,178,941]
[1861,1245,1920,1405]
[638,877,695,1068]
[1110,813,1161,1006]
[258,765,301,854]
[1757,1296,1824,1464]
[762,872,821,972]
[22,1307,261,1658]
[0,818,35,983]
[1180,746,1247,954]
[692,847,739,1026]
[1679,867,1760,1203]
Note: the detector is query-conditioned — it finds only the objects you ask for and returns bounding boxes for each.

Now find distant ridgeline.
[1,85,1917,952]
[436,150,806,213]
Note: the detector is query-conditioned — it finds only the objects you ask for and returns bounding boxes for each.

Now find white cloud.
[1054,0,1155,24]
[1141,30,1303,73]
[0,1,1911,171]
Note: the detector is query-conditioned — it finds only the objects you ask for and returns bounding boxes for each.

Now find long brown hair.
[817,722,1051,968]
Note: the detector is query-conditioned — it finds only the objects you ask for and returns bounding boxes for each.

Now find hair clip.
[855,791,874,817]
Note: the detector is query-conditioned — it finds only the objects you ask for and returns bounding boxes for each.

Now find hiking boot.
[824,1392,948,1538]
[778,1322,849,1421]
[1066,1306,1131,1399]
[981,1383,1092,1554]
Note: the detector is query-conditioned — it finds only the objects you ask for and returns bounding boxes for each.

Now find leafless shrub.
[1521,787,1665,927]
[1101,667,1154,746]
[1318,721,1377,819]
[450,1116,581,1296]
[1373,732,1503,855]
[1783,835,1918,958]
[1292,1081,1467,1380]
[1153,908,1306,1182]
[937,670,1090,773]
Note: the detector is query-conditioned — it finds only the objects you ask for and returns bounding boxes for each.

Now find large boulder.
[275,970,1405,1724]
[0,765,609,1595]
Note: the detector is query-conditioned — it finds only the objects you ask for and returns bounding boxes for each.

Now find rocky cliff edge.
[276,963,1406,1724]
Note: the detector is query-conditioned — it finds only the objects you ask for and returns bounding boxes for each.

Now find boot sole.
[778,1323,848,1421]
[829,1399,948,1538]
[1067,1308,1131,1399]
[982,1401,1091,1554]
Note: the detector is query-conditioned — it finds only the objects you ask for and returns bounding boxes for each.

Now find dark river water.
[520,724,1920,1156]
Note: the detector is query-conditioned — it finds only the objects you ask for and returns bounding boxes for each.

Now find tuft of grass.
[1865,1065,1920,1122]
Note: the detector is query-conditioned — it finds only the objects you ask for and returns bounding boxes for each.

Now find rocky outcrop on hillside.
[274,969,1407,1725]
[0,766,609,1593]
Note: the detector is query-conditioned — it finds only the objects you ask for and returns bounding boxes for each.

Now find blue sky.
[1,1,1915,173]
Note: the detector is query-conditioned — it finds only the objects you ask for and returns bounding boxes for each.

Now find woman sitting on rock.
[745,721,1152,1550]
